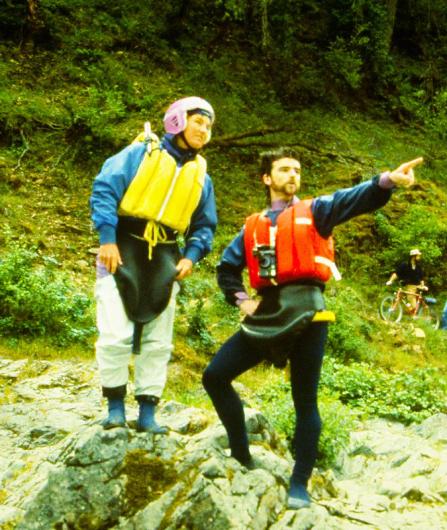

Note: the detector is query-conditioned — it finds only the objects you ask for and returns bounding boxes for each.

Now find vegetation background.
[1,0,447,467]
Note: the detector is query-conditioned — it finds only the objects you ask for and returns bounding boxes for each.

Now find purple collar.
[270,196,299,211]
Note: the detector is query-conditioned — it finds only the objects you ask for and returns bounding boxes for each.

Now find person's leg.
[288,322,328,508]
[405,284,418,311]
[134,283,179,433]
[202,330,264,466]
[95,275,134,428]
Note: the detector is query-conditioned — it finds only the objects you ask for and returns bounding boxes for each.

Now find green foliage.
[317,397,355,469]
[325,285,376,363]
[395,85,447,139]
[255,378,354,469]
[215,0,248,21]
[321,358,447,424]
[425,90,447,140]
[0,1,27,40]
[0,84,67,140]
[186,298,216,352]
[0,246,95,345]
[65,86,127,145]
[2,0,447,121]
[177,276,219,353]
[324,37,363,90]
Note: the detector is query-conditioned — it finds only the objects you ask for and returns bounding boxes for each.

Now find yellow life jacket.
[118,134,206,257]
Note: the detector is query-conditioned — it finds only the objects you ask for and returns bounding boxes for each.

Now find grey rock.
[1,357,447,530]
[413,413,447,443]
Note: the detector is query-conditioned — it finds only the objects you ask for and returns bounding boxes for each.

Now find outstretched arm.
[313,157,424,237]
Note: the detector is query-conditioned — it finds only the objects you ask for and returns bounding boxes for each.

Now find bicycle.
[379,287,439,329]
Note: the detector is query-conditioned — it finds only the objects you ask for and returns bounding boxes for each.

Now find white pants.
[95,274,178,398]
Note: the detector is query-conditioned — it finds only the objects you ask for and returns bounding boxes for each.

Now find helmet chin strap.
[176,131,199,153]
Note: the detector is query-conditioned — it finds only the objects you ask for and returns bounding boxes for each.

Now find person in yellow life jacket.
[202,148,422,510]
[90,97,217,433]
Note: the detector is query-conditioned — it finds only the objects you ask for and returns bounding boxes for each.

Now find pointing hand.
[388,157,423,188]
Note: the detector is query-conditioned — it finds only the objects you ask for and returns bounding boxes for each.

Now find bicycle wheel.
[379,296,403,323]
[417,304,440,330]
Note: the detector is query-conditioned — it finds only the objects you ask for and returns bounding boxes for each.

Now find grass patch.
[0,337,93,362]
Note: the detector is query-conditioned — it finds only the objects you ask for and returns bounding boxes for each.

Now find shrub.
[176,275,218,353]
[187,298,216,352]
[317,397,355,469]
[324,37,363,90]
[321,357,447,424]
[0,246,94,345]
[65,86,126,145]
[325,285,376,363]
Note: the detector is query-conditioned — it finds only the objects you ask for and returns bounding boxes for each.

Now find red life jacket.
[244,199,338,289]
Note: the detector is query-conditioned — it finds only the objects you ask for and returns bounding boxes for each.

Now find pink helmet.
[163,97,215,134]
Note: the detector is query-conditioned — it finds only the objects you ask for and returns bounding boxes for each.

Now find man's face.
[182,113,212,150]
[263,157,301,199]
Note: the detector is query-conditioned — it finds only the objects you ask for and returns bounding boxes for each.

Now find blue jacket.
[90,134,217,264]
[218,175,393,304]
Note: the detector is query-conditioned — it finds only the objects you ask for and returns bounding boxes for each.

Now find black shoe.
[287,483,311,509]
[102,416,126,430]
[136,422,169,435]
[233,454,256,470]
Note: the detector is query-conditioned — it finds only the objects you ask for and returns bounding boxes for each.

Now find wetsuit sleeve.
[216,229,247,305]
[183,175,218,264]
[312,176,393,238]
[90,143,146,244]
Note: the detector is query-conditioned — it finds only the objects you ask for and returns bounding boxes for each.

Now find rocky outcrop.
[0,357,446,529]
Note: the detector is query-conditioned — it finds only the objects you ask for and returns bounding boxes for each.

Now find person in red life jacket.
[202,148,422,510]
[90,97,217,433]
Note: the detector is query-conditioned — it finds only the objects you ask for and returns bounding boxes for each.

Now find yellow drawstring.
[143,220,168,259]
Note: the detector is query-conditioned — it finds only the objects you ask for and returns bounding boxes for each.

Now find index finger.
[400,157,424,171]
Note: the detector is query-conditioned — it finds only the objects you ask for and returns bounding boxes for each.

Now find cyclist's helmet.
[410,249,422,256]
[163,97,215,135]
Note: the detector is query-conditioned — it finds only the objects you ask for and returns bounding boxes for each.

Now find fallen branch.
[49,145,71,172]
[211,139,365,164]
[211,126,296,145]
[61,222,89,235]
[13,130,30,171]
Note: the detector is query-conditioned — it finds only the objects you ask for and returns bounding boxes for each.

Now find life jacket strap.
[315,255,342,281]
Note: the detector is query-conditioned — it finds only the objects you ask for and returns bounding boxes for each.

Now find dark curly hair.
[259,147,300,176]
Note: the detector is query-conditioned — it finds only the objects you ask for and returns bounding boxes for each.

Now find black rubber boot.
[101,385,127,429]
[102,398,126,429]
[136,395,168,434]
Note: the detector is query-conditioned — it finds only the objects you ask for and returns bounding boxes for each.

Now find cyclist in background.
[386,249,427,309]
